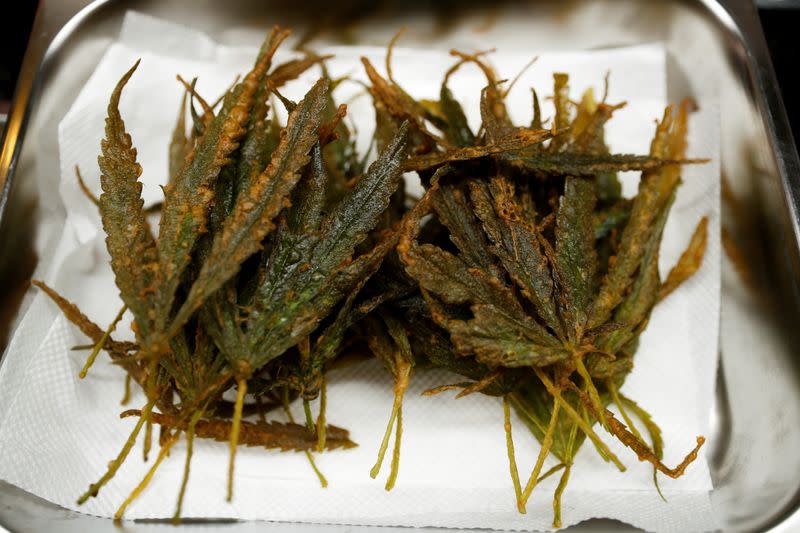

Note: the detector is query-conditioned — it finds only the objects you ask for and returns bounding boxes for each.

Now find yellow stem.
[519,400,561,509]
[304,450,328,488]
[77,397,155,504]
[115,432,179,521]
[227,378,247,502]
[573,353,607,428]
[282,386,327,488]
[533,368,625,472]
[371,365,408,480]
[581,399,610,463]
[172,409,204,524]
[316,377,327,452]
[370,392,400,479]
[552,463,572,529]
[537,463,566,485]
[613,387,666,502]
[385,404,403,491]
[121,374,132,405]
[79,305,126,379]
[303,399,315,432]
[608,382,641,440]
[502,396,523,510]
[143,417,152,462]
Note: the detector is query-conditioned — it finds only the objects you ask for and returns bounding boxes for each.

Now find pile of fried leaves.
[36,28,709,527]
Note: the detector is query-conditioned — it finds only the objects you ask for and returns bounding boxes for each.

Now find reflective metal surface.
[1,1,799,531]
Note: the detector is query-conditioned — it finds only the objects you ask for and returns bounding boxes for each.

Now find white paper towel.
[0,11,721,532]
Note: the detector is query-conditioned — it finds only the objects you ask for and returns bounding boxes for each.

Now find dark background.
[759,6,799,143]
[0,2,37,115]
[0,3,798,140]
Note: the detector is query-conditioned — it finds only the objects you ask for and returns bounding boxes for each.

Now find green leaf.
[170,78,329,334]
[244,124,410,363]
[431,182,498,276]
[506,152,695,176]
[549,73,571,152]
[289,142,329,234]
[589,105,688,329]
[403,129,552,172]
[450,305,571,368]
[554,176,597,339]
[304,231,405,388]
[439,85,475,148]
[156,48,274,334]
[169,89,189,184]
[309,121,409,276]
[597,191,674,354]
[97,60,159,341]
[201,286,248,365]
[469,178,563,339]
[403,243,557,347]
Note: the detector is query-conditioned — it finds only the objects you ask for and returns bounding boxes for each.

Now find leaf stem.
[385,404,403,491]
[573,353,607,428]
[77,397,155,504]
[370,390,400,479]
[143,417,152,462]
[282,386,328,487]
[173,409,204,524]
[115,431,179,521]
[568,381,704,478]
[552,463,572,529]
[79,304,127,379]
[303,398,315,432]
[371,362,409,484]
[502,396,523,510]
[519,398,560,510]
[227,378,247,502]
[316,377,327,452]
[533,368,625,472]
[537,463,566,485]
[121,374,132,405]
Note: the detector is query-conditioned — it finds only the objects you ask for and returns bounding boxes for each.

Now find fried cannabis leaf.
[384,49,709,527]
[36,28,411,520]
[34,27,712,528]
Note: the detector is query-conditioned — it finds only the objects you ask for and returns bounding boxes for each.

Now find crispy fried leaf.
[361,57,442,147]
[155,45,276,334]
[169,89,190,183]
[555,176,597,339]
[271,53,332,88]
[403,129,552,172]
[122,410,356,451]
[244,124,410,364]
[171,79,328,333]
[97,61,159,341]
[439,85,475,148]
[598,191,675,354]
[450,305,571,367]
[469,178,563,339]
[549,73,571,152]
[589,104,688,328]
[658,216,708,301]
[432,182,498,276]
[506,152,700,176]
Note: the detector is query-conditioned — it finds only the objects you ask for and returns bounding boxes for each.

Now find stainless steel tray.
[1,1,799,531]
